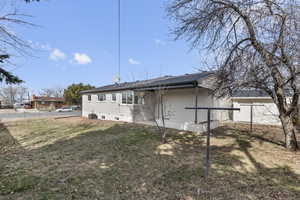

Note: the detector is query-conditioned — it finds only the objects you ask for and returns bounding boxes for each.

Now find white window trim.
[134,95,145,105]
[111,93,117,102]
[87,95,92,102]
[121,91,134,105]
[97,94,107,102]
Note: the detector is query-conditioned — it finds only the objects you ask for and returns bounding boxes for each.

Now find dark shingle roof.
[232,90,269,97]
[32,96,64,102]
[232,89,292,98]
[81,71,215,94]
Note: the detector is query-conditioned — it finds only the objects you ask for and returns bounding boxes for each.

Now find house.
[31,95,64,111]
[81,70,299,131]
[81,71,231,132]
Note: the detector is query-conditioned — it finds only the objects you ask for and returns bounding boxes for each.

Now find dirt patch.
[225,122,300,146]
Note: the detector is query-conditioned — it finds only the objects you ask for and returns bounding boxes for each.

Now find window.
[134,95,144,104]
[97,94,106,102]
[122,93,127,104]
[88,95,91,101]
[134,96,139,104]
[127,93,133,104]
[112,93,116,102]
[121,91,133,104]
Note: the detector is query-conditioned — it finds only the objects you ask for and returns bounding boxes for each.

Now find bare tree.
[0,86,17,105]
[151,90,167,143]
[168,0,300,150]
[39,87,64,98]
[39,88,53,97]
[0,1,36,84]
[16,85,29,102]
[0,85,29,105]
[136,89,168,143]
[52,87,64,98]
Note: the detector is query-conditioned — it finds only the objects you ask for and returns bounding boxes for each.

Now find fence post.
[205,109,211,178]
[185,107,240,178]
[194,87,198,124]
[250,105,253,132]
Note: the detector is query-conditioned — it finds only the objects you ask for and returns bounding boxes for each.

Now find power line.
[118,0,121,82]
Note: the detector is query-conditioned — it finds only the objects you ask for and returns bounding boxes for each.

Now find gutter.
[133,84,196,91]
[80,81,199,94]
[231,97,272,100]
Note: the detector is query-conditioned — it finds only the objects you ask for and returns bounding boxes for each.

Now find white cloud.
[128,58,141,65]
[28,40,52,51]
[40,44,52,51]
[73,53,92,65]
[49,48,66,61]
[154,39,166,46]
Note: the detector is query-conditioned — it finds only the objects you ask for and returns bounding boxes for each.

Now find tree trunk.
[160,94,167,144]
[280,115,299,150]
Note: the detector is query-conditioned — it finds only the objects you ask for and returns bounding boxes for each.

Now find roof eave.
[80,81,199,94]
[231,97,272,100]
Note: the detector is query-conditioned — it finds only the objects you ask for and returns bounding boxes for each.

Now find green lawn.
[0,118,299,200]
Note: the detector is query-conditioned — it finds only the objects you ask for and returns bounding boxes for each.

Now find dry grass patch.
[0,118,299,200]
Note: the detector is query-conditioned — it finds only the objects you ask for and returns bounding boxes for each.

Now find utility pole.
[117,0,121,83]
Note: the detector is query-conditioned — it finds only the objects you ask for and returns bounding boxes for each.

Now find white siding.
[232,98,281,125]
[134,88,230,132]
[82,88,230,132]
[82,92,134,122]
[159,88,211,123]
[153,88,230,132]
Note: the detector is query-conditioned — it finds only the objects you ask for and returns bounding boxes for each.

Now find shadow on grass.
[0,121,299,200]
[215,123,286,147]
[0,122,22,153]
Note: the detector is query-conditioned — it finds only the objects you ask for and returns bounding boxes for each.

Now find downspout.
[194,81,199,124]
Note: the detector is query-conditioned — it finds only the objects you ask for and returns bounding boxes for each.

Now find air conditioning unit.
[88,113,98,120]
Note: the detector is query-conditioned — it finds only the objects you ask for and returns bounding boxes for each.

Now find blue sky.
[4,0,207,91]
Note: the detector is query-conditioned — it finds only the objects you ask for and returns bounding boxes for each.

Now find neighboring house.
[31,95,64,111]
[81,71,231,132]
[232,90,289,125]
